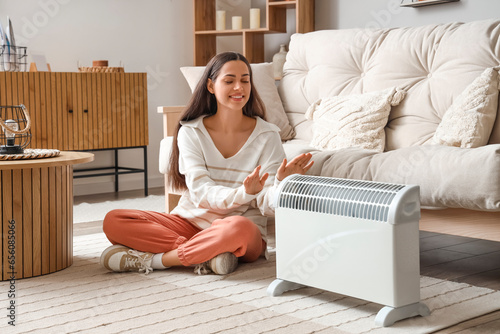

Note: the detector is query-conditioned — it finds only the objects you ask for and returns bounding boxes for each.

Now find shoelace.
[126,250,153,275]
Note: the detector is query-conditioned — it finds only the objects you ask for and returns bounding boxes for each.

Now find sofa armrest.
[157,106,184,212]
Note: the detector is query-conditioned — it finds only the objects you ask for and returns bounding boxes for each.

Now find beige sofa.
[159,19,500,241]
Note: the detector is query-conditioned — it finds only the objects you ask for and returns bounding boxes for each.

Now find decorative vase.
[272,44,287,80]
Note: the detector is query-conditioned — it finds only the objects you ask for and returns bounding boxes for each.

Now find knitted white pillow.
[305,87,406,152]
[432,67,499,148]
[180,63,295,140]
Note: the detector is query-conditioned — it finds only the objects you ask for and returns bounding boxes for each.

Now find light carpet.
[73,195,166,223]
[1,231,500,334]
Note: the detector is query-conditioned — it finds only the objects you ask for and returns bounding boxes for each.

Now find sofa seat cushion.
[308,144,500,211]
[279,19,500,150]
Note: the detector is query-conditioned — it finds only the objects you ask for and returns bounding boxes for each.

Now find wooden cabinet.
[193,0,315,65]
[0,72,148,151]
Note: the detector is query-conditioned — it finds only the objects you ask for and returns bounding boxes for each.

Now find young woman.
[100,52,313,275]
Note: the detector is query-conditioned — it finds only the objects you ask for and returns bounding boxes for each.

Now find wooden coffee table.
[0,151,94,280]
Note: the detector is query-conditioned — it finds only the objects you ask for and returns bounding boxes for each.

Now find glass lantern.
[0,104,31,154]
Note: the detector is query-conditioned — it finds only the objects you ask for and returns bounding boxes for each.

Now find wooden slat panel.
[22,73,32,148]
[40,72,48,149]
[106,73,114,148]
[114,73,122,148]
[10,70,19,103]
[32,168,41,276]
[28,72,38,148]
[12,170,23,278]
[82,73,89,150]
[5,72,13,105]
[132,73,139,146]
[65,72,74,150]
[91,74,99,149]
[49,166,56,273]
[51,73,60,149]
[138,73,147,145]
[0,72,6,106]
[23,169,33,278]
[55,165,63,270]
[143,72,149,145]
[40,167,49,275]
[44,73,53,149]
[71,73,79,150]
[125,73,133,147]
[76,73,84,150]
[1,170,12,280]
[138,73,145,146]
[68,167,73,263]
[62,165,68,267]
[95,74,103,149]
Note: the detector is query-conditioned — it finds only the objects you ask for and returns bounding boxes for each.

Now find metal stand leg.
[114,148,119,192]
[375,302,431,327]
[143,146,148,197]
[267,279,304,297]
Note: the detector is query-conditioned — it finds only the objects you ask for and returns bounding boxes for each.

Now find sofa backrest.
[279,19,500,151]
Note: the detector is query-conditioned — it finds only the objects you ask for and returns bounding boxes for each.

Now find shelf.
[269,1,298,9]
[193,0,314,65]
[400,0,459,7]
[195,28,270,35]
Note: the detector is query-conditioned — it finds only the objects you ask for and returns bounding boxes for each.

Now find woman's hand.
[244,165,269,195]
[277,153,314,181]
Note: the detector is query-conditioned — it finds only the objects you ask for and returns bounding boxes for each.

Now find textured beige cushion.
[304,87,405,152]
[314,144,500,211]
[180,62,295,140]
[279,19,500,149]
[432,67,499,148]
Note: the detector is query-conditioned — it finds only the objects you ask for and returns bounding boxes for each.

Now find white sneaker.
[100,244,154,274]
[194,252,238,275]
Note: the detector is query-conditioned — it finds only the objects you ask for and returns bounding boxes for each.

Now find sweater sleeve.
[254,131,286,216]
[177,126,257,211]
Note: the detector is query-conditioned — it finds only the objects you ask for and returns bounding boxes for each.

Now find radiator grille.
[277,175,406,222]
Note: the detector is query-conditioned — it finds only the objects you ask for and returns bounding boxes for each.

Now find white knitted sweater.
[170,116,286,240]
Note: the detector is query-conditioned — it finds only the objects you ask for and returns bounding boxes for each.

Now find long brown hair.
[167,52,266,191]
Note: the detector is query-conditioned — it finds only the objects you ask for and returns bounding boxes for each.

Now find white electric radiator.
[267,175,430,327]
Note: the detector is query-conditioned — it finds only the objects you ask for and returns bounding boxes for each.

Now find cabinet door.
[104,73,148,149]
[0,72,148,151]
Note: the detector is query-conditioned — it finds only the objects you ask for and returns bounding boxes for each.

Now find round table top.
[0,151,94,170]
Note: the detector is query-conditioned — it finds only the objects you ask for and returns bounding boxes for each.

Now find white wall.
[0,0,498,196]
[317,0,500,30]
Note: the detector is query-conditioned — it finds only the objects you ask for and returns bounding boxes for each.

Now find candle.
[250,8,260,29]
[216,10,226,30]
[232,16,242,30]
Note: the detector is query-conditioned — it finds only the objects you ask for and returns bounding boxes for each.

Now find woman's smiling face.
[207,60,251,113]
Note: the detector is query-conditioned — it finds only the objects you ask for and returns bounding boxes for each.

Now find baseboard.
[73,175,164,196]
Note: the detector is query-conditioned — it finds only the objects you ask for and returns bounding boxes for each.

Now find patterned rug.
[1,231,500,334]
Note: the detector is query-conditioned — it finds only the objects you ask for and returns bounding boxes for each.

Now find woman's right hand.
[244,165,269,195]
[277,153,314,181]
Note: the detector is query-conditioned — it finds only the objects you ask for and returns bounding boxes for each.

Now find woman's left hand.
[277,153,314,181]
[244,165,269,195]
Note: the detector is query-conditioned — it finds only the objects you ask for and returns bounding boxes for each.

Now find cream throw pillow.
[432,67,499,148]
[305,87,406,152]
[180,62,295,140]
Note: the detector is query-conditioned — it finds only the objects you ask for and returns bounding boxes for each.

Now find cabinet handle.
[84,109,88,113]
[69,109,73,113]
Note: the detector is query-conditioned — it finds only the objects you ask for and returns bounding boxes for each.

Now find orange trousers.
[102,209,266,266]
